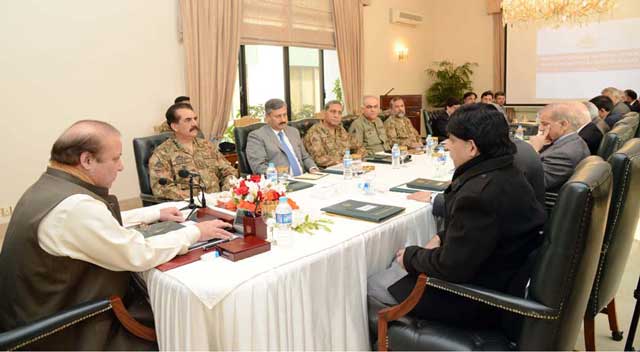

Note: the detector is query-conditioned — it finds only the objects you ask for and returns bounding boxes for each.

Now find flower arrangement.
[219,175,298,215]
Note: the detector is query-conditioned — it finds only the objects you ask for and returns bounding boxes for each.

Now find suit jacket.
[432,138,545,217]
[246,125,317,174]
[540,132,590,193]
[389,154,545,325]
[605,112,624,128]
[611,101,630,116]
[579,122,604,155]
[629,100,640,113]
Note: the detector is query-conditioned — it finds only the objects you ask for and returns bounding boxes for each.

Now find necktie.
[277,131,302,176]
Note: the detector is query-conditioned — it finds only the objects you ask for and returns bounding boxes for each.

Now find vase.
[243,214,268,240]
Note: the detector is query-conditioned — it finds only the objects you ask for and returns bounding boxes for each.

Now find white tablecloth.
[143,154,450,350]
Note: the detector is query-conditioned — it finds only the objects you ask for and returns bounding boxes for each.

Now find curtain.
[487,0,505,91]
[241,0,335,49]
[332,0,363,115]
[180,0,241,139]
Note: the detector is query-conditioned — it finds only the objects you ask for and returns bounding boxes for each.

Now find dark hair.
[589,95,614,112]
[165,103,194,125]
[324,100,342,111]
[462,92,477,100]
[390,96,404,105]
[174,96,190,104]
[446,103,516,158]
[445,97,460,107]
[481,90,494,98]
[625,89,638,101]
[50,120,120,165]
[494,91,505,98]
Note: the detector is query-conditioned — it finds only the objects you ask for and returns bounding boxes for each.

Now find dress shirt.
[38,194,200,272]
[271,127,303,175]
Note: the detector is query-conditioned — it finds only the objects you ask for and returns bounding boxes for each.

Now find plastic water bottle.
[266,162,277,183]
[275,196,293,230]
[515,125,524,140]
[391,144,400,169]
[343,149,353,180]
[426,135,435,157]
[436,146,447,177]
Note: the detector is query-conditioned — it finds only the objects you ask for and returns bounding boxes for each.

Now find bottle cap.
[279,196,288,203]
[268,162,275,167]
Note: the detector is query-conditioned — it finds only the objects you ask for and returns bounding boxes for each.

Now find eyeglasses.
[364,105,379,109]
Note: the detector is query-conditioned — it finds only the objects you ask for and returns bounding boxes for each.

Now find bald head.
[50,120,121,165]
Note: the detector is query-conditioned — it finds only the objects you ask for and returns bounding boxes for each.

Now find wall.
[362,0,496,101]
[0,0,185,224]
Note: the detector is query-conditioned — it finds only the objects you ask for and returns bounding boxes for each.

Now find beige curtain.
[332,0,363,115]
[487,0,505,91]
[180,0,241,139]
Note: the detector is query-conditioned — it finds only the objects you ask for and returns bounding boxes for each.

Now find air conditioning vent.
[390,9,424,26]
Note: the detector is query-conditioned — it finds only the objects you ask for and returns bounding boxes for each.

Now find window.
[230,45,342,122]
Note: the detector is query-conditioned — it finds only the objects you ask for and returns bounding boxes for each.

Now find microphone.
[158,178,169,186]
[178,169,200,178]
[383,88,395,96]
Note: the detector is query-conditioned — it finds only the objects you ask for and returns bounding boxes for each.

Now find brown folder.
[217,236,271,262]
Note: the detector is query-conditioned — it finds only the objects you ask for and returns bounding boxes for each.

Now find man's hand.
[528,128,551,152]
[395,248,406,270]
[159,207,185,222]
[425,235,441,249]
[407,191,433,203]
[309,167,320,173]
[195,220,234,242]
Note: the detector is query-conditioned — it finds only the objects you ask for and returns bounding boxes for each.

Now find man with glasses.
[348,95,390,155]
[528,102,590,192]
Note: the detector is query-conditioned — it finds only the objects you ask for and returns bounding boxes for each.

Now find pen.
[202,238,231,251]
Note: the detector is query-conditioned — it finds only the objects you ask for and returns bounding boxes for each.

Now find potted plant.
[425,61,477,107]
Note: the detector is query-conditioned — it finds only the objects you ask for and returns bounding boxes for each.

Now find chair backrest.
[132,133,172,196]
[613,111,639,137]
[234,116,261,128]
[288,118,320,139]
[518,156,612,350]
[597,123,636,161]
[234,122,266,175]
[586,138,640,317]
[341,115,358,132]
[422,110,434,136]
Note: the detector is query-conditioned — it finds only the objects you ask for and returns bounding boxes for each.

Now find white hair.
[582,101,599,120]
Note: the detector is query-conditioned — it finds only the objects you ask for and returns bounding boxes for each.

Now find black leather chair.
[341,115,358,132]
[583,139,640,350]
[234,122,265,175]
[132,133,172,206]
[288,118,320,139]
[598,123,636,161]
[0,296,155,350]
[370,157,612,351]
[422,110,435,136]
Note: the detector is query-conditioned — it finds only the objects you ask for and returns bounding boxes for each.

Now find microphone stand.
[180,173,197,212]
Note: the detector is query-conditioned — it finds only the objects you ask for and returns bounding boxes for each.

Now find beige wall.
[0,0,185,224]
[362,0,496,101]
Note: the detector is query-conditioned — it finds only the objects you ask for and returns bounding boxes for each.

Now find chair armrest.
[426,277,559,320]
[0,296,156,351]
[140,193,171,206]
[0,298,112,351]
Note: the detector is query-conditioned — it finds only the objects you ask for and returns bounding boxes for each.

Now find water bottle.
[436,146,447,178]
[343,149,353,180]
[275,196,293,230]
[515,125,524,140]
[266,162,277,183]
[391,144,400,169]
[426,135,435,157]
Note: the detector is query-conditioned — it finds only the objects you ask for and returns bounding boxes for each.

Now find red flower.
[250,174,261,183]
[234,180,249,196]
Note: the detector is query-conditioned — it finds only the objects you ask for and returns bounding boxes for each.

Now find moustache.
[396,112,405,118]
[190,126,199,132]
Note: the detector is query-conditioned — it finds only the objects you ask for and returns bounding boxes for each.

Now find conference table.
[139,153,452,350]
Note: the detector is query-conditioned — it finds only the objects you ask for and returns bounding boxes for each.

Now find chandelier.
[501,0,617,27]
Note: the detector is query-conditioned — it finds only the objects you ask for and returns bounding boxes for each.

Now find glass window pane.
[289,47,321,120]
[245,45,285,119]
[323,49,342,110]
[224,64,241,142]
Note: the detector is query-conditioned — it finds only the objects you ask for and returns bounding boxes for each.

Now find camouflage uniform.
[156,120,173,133]
[303,122,367,168]
[149,137,237,200]
[384,115,421,147]
[348,115,389,156]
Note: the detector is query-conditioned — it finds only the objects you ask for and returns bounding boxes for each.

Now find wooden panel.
[380,95,422,133]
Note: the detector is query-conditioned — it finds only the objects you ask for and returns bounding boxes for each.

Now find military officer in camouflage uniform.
[384,97,422,149]
[304,100,367,168]
[348,95,390,156]
[149,103,237,200]
[155,96,191,133]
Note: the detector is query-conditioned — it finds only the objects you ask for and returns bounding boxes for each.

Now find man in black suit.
[590,95,623,128]
[368,104,545,327]
[431,98,460,139]
[624,89,640,113]
[576,103,604,155]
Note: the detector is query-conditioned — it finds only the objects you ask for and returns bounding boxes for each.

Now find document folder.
[321,200,405,223]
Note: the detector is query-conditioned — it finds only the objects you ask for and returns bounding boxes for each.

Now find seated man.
[602,87,630,116]
[157,95,190,133]
[480,90,494,104]
[246,98,318,175]
[431,98,459,139]
[348,95,390,156]
[384,96,422,149]
[0,120,233,350]
[583,100,610,134]
[576,104,604,155]
[304,100,366,167]
[149,103,237,200]
[624,89,640,113]
[462,91,477,105]
[591,94,623,128]
[528,102,590,192]
[495,91,506,107]
[369,104,545,327]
